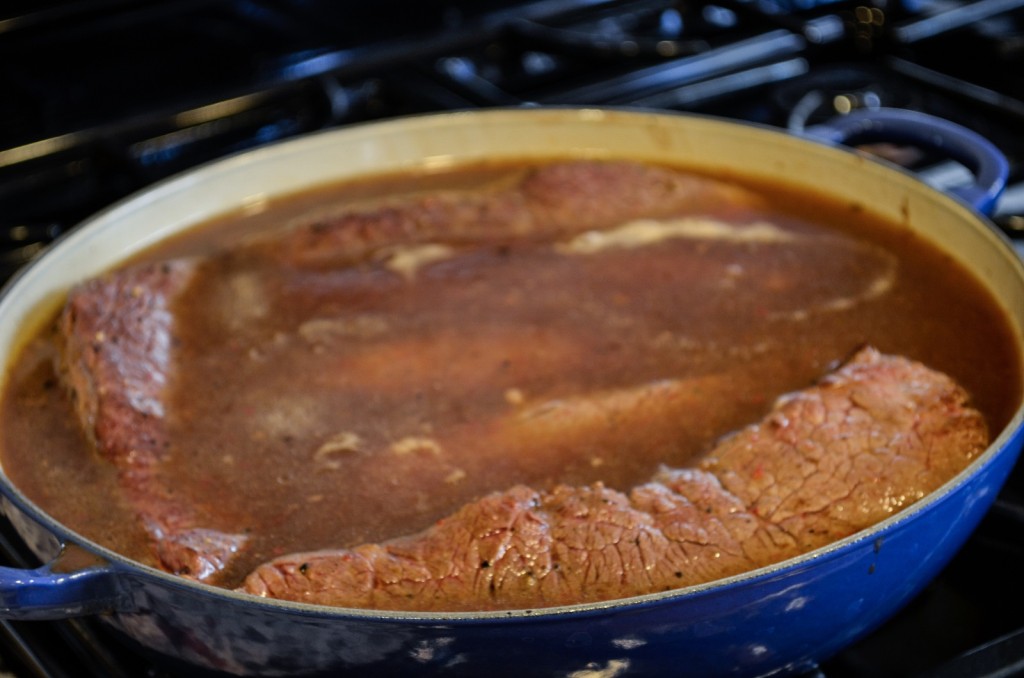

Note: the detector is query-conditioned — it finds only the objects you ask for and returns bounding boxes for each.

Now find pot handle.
[804,108,1009,216]
[0,561,125,620]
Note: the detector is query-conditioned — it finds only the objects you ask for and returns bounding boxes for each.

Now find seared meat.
[59,260,192,466]
[239,348,988,611]
[255,160,766,268]
[702,346,989,543]
[57,260,246,580]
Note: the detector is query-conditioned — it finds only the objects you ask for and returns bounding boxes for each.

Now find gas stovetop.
[1,1,1024,676]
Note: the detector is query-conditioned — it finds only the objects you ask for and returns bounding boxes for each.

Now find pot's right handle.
[0,561,125,620]
[804,108,1009,216]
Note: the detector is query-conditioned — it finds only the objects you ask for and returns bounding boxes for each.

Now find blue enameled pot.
[0,108,1022,677]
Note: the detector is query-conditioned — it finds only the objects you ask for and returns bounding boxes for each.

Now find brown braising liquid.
[1,160,1020,587]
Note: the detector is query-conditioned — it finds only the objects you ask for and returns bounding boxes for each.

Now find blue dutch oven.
[0,108,1022,677]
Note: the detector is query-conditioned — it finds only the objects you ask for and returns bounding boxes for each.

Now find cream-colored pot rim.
[1,106,1023,620]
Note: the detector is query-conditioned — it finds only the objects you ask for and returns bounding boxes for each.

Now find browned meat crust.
[253,160,765,268]
[58,261,190,464]
[57,260,246,580]
[239,348,988,611]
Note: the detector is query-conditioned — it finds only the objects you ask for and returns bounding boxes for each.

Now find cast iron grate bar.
[378,65,495,111]
[891,0,1024,44]
[630,57,809,109]
[547,28,807,104]
[921,627,1024,678]
[887,57,1024,122]
[0,0,222,36]
[432,58,525,106]
[262,0,620,86]
[0,617,156,678]
[506,16,709,60]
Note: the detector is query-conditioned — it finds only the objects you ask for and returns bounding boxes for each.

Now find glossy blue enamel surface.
[2,426,1019,676]
[0,109,1021,676]
[804,108,1010,215]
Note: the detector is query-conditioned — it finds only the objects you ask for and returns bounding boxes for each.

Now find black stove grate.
[2,1,1024,676]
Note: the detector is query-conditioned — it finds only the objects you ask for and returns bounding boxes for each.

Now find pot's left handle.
[0,561,125,620]
[804,108,1009,216]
